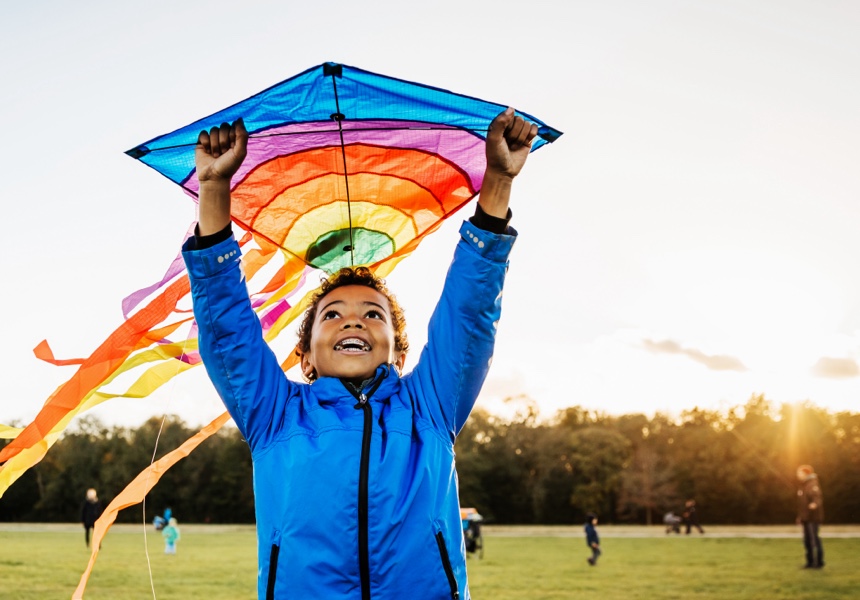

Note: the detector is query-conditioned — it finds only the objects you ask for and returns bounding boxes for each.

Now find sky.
[1,0,859,430]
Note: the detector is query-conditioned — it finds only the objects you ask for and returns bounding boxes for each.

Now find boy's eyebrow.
[362,301,388,312]
[319,299,389,313]
[320,299,345,312]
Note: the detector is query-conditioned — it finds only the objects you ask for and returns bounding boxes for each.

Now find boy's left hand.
[485,108,539,180]
[196,119,248,184]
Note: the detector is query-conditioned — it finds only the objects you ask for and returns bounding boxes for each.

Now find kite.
[127,61,561,281]
[0,62,561,595]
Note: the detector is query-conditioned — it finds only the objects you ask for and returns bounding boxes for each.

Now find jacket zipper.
[348,369,386,600]
[266,541,280,600]
[435,531,460,600]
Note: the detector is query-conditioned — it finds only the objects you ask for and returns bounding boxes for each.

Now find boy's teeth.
[335,338,370,351]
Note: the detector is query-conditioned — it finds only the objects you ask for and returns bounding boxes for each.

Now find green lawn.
[0,525,857,599]
[470,535,856,599]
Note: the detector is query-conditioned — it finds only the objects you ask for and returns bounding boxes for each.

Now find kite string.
[142,414,167,599]
[139,281,195,599]
[329,72,355,266]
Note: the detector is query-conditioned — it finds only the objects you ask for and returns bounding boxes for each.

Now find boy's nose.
[343,321,364,329]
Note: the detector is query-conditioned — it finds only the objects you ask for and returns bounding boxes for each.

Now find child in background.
[162,517,180,555]
[585,513,601,566]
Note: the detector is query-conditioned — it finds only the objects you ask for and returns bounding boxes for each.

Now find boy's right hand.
[195,119,248,236]
[196,119,248,184]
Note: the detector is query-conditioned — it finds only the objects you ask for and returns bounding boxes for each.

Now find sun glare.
[785,402,803,468]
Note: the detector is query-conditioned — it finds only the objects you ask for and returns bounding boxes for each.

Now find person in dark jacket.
[796,464,824,568]
[683,499,704,534]
[185,108,537,599]
[584,513,601,566]
[80,488,103,548]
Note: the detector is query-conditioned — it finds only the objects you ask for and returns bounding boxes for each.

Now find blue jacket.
[182,221,515,599]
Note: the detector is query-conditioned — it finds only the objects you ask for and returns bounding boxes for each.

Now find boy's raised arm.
[407,108,538,435]
[478,107,539,220]
[195,119,248,235]
[185,118,294,447]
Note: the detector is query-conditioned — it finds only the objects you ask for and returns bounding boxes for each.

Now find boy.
[162,517,180,555]
[585,513,601,566]
[183,108,536,599]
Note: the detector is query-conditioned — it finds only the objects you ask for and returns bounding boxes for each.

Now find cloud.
[642,338,748,372]
[811,357,860,379]
[478,369,529,401]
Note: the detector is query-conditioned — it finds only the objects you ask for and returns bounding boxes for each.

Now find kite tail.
[0,344,197,497]
[0,425,23,439]
[0,232,316,499]
[0,275,192,464]
[0,230,261,465]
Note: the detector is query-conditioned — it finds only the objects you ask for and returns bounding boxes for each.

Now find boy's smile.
[301,285,405,382]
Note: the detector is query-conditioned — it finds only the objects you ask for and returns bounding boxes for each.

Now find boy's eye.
[366,310,384,320]
[322,310,340,320]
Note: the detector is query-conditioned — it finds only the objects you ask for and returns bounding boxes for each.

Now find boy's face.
[301,285,405,382]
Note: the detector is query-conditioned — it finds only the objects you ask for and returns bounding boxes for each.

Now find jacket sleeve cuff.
[459,220,516,263]
[181,234,242,279]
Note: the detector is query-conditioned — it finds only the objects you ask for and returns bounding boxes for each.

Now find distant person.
[796,464,824,569]
[163,517,181,555]
[683,499,704,534]
[584,513,601,566]
[80,488,103,548]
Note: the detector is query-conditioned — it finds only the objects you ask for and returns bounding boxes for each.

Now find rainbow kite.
[128,62,561,276]
[0,62,561,596]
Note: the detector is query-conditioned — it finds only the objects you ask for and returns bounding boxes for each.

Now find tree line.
[1,416,255,524]
[2,394,858,525]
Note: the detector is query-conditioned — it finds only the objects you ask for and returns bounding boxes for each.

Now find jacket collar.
[310,363,400,403]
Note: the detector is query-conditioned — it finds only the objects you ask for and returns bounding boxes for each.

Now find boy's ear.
[393,352,406,375]
[299,351,316,381]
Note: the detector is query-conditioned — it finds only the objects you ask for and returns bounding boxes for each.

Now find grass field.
[1,524,858,599]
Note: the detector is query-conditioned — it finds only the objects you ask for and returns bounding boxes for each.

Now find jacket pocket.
[266,532,281,600]
[434,530,460,600]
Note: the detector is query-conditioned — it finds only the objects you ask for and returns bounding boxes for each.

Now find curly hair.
[296,267,409,364]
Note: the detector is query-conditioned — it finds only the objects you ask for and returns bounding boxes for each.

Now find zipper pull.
[354,393,368,409]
